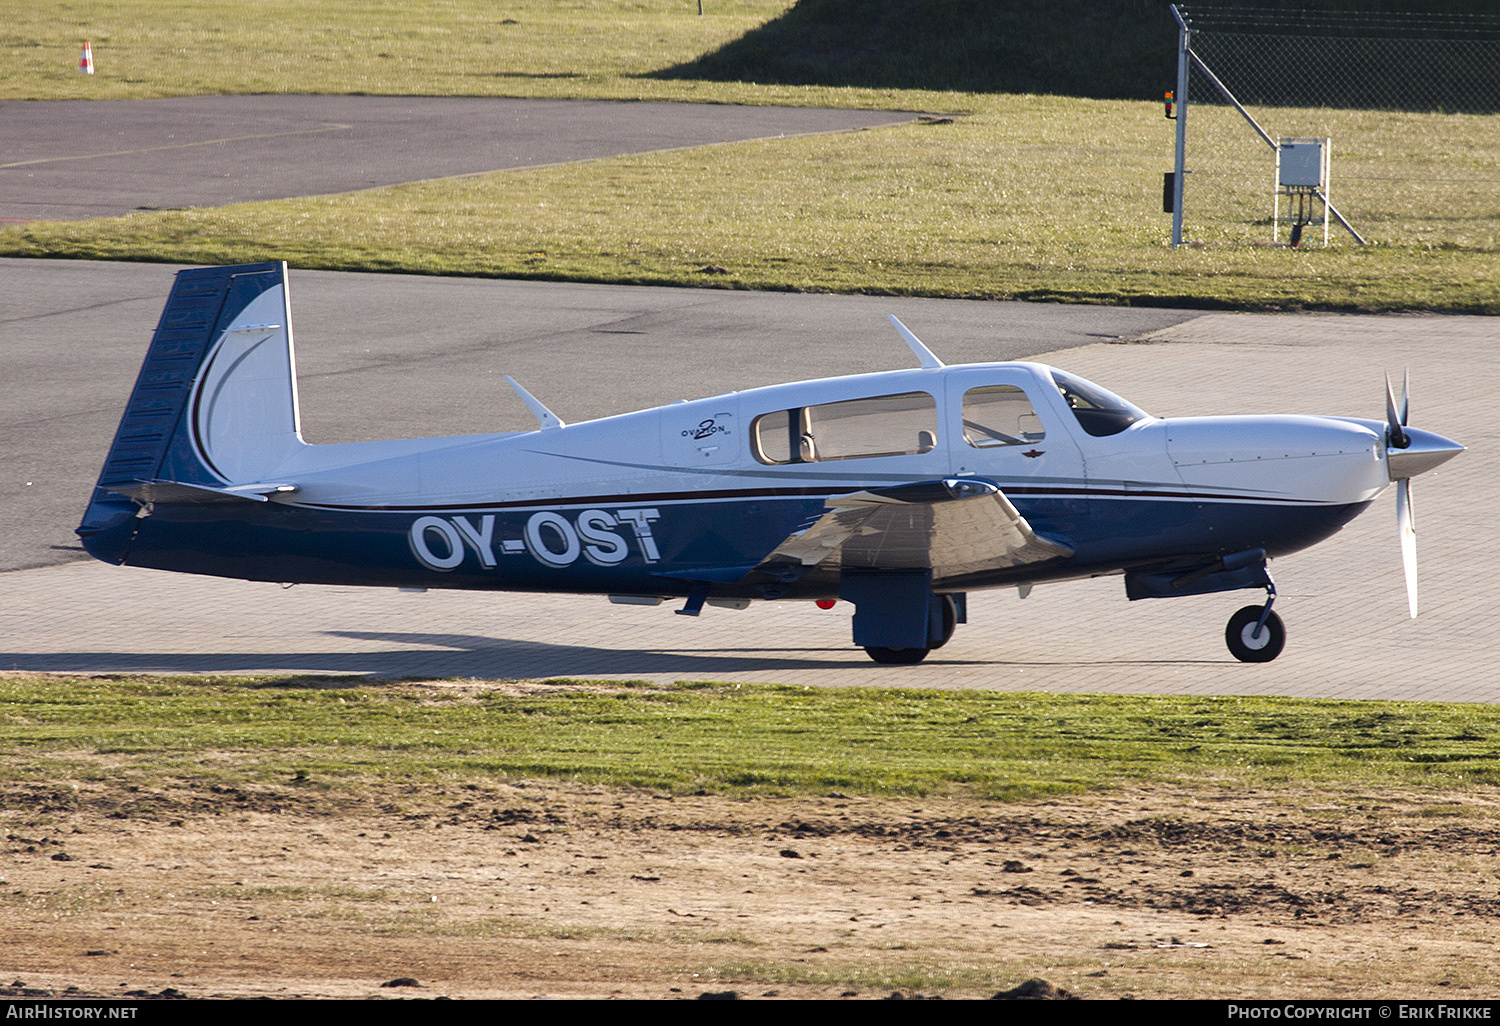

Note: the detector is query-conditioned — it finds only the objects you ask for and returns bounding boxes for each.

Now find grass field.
[1,1,839,106]
[0,0,946,112]
[5,676,1500,800]
[3,1,1496,312]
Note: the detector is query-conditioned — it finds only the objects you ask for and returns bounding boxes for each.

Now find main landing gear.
[1225,581,1285,663]
[863,594,957,665]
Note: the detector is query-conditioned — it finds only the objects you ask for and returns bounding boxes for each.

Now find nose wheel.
[1226,604,1285,662]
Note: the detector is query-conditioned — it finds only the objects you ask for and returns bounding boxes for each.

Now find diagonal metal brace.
[1314,189,1368,245]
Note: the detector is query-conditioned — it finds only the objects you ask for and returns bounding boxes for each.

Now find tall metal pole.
[1171,5,1190,247]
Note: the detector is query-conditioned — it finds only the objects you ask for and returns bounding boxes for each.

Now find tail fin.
[78,261,306,564]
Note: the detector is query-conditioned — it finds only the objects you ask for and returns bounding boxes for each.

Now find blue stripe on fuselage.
[117,492,1372,599]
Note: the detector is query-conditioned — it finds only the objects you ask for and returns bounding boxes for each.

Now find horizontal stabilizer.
[105,481,298,505]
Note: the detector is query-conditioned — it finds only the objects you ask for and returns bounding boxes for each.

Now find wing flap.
[760,478,1071,581]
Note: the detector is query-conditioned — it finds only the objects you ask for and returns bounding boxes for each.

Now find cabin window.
[962,385,1046,448]
[752,391,938,465]
[1051,370,1149,437]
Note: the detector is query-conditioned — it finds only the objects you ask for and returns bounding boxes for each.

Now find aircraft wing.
[759,478,1072,581]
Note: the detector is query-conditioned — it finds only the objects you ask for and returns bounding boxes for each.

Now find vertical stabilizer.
[78,261,301,564]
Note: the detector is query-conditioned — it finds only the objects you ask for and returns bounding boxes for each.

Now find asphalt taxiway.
[1,95,916,221]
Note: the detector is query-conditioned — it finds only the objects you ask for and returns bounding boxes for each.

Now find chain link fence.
[1171,5,1500,247]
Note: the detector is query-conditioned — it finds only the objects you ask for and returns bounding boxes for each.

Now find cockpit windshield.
[1050,370,1149,437]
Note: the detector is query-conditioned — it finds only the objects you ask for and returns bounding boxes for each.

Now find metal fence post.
[1171,4,1190,247]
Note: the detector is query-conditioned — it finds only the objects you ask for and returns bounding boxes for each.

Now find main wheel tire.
[929,594,958,650]
[865,646,931,665]
[1226,606,1286,663]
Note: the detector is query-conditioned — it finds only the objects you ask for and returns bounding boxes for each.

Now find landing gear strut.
[1225,579,1284,662]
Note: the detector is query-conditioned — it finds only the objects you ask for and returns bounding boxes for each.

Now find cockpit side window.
[752,391,937,465]
[962,385,1046,448]
[1050,370,1149,438]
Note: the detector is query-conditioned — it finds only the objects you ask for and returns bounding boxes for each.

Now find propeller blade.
[1400,368,1410,426]
[1385,373,1409,450]
[1397,477,1417,618]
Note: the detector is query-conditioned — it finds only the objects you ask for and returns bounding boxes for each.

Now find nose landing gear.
[1226,579,1284,662]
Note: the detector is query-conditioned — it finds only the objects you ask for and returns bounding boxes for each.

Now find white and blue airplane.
[78,263,1463,664]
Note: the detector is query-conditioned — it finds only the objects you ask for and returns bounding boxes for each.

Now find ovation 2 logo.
[682,416,729,440]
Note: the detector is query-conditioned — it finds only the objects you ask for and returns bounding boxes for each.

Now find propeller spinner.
[1383,372,1464,618]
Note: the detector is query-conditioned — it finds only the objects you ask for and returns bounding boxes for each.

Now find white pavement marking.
[0,125,352,170]
[2,311,1493,700]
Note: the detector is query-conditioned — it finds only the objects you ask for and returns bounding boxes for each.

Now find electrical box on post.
[1278,140,1324,187]
[1274,138,1331,247]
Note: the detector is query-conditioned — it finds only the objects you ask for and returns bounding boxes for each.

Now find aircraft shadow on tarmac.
[0,635,937,677]
[2,630,1223,678]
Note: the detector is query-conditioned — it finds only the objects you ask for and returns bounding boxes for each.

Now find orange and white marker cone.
[78,40,94,75]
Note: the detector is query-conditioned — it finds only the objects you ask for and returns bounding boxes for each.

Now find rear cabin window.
[752,391,938,465]
[962,385,1046,448]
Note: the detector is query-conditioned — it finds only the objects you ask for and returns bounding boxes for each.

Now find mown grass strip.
[3,676,1498,798]
[7,97,1494,312]
[0,0,839,107]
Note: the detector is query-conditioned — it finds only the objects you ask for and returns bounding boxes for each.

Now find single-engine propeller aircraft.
[79,263,1464,664]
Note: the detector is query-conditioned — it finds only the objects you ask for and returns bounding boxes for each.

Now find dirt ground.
[4,776,1500,1001]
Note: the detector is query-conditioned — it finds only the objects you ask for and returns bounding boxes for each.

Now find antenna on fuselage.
[504,375,566,431]
[888,315,944,369]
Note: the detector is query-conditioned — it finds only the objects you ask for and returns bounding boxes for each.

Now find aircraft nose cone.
[1386,426,1465,480]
